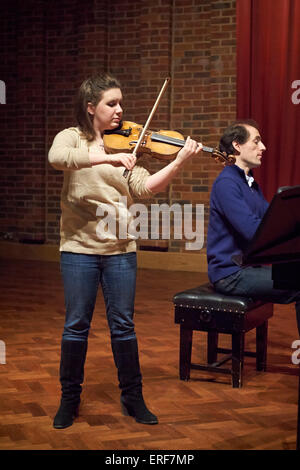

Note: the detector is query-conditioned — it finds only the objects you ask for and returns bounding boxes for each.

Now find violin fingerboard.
[202,146,214,153]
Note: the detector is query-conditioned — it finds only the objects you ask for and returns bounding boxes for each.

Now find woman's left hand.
[145,137,203,194]
[176,136,202,164]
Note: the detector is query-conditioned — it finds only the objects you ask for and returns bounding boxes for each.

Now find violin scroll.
[211,148,236,166]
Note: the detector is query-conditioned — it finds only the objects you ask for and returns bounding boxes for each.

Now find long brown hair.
[75,73,121,141]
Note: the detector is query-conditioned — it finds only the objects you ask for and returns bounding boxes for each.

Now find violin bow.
[123,77,171,178]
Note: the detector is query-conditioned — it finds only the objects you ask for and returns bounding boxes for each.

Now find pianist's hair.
[219,119,260,156]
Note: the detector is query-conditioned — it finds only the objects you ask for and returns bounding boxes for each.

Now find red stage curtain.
[236,0,300,201]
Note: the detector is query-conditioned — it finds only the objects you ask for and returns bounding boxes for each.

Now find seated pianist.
[206,120,300,335]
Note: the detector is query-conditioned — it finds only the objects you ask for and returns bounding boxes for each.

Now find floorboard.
[0,259,299,450]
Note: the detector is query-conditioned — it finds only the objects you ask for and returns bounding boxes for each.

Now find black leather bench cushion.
[173,283,263,313]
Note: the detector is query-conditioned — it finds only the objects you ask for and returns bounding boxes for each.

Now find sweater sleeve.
[128,165,154,199]
[48,128,92,171]
[213,177,265,242]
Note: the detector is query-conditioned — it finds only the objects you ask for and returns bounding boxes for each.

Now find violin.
[103,120,236,166]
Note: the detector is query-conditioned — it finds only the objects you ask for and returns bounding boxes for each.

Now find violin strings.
[151,133,184,147]
[151,133,213,153]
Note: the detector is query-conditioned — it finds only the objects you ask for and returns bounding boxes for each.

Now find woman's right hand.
[105,153,137,170]
[89,145,137,170]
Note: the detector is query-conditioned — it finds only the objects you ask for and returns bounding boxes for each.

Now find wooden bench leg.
[179,325,193,380]
[256,321,268,371]
[231,332,245,388]
[207,331,219,364]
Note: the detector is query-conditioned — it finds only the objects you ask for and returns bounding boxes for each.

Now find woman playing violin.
[48,72,202,429]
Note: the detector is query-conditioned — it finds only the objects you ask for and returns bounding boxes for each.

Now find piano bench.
[173,283,274,388]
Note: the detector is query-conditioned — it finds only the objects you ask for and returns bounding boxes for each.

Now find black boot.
[111,338,158,425]
[53,339,87,429]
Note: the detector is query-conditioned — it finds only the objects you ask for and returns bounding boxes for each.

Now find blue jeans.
[214,266,300,333]
[60,251,137,343]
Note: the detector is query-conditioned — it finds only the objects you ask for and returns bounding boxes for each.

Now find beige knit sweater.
[48,127,153,255]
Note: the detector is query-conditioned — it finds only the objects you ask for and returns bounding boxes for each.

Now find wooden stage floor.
[0,259,299,451]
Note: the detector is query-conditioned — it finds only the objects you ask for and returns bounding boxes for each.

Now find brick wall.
[0,0,236,251]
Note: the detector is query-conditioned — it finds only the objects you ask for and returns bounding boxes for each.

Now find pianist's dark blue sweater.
[207,164,269,284]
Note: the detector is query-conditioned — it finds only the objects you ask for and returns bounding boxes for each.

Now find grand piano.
[232,185,300,450]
